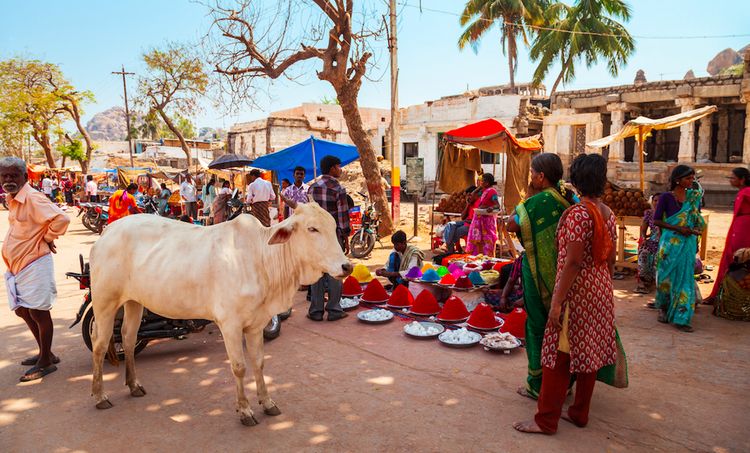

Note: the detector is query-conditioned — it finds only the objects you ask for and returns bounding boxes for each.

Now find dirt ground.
[1,208,748,453]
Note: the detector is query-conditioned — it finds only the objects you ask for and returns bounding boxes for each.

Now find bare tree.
[48,75,96,173]
[139,43,208,168]
[207,0,394,233]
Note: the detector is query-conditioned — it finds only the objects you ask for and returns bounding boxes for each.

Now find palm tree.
[530,0,635,95]
[458,0,547,93]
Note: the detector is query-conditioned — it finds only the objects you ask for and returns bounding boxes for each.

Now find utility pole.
[388,0,400,225]
[112,65,135,167]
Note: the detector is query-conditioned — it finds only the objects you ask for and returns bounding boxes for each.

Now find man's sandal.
[21,354,60,366]
[19,364,58,382]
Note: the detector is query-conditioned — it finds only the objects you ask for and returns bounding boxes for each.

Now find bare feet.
[512,420,548,434]
[561,413,585,428]
[516,386,537,400]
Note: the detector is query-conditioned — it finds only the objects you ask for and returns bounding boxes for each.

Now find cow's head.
[268,203,353,284]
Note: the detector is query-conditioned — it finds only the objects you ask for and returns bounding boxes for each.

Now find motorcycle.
[66,255,287,359]
[349,192,383,258]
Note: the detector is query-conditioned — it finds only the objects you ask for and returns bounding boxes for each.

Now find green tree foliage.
[0,58,95,170]
[458,0,546,92]
[719,63,743,76]
[59,138,85,163]
[529,0,635,94]
[138,43,208,167]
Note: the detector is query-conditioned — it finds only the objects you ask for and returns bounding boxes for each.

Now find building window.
[480,151,498,164]
[403,142,418,164]
[316,116,325,122]
[252,135,256,155]
[571,125,586,155]
[381,135,387,158]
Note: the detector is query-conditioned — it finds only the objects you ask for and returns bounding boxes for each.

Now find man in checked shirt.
[307,155,350,321]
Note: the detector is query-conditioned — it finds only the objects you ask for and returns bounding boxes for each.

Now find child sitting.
[376,230,424,288]
[636,194,661,294]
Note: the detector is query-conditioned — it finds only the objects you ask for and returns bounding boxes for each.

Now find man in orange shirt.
[1,157,70,382]
[107,183,140,224]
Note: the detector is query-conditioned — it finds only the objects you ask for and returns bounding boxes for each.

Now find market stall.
[587,105,717,191]
[432,119,542,257]
[250,135,359,183]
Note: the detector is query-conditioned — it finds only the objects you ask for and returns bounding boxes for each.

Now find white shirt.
[85,180,98,196]
[246,178,275,203]
[219,187,232,195]
[42,178,53,195]
[180,181,197,202]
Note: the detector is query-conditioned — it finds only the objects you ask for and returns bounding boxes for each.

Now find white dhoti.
[5,254,56,311]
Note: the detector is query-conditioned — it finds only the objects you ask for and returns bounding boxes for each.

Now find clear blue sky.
[1,0,749,130]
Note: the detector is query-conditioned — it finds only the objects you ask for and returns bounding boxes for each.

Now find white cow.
[89,203,352,425]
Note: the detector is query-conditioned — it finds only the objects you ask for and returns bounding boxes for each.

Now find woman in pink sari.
[707,167,750,303]
[466,173,500,256]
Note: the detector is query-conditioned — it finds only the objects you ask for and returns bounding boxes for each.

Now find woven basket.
[714,277,750,321]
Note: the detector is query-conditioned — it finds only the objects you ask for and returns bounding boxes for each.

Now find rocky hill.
[706,44,749,76]
[86,107,128,141]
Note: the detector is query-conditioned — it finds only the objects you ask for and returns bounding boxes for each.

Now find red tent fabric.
[444,118,541,152]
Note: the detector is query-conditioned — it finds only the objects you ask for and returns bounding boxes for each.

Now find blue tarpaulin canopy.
[250,136,359,183]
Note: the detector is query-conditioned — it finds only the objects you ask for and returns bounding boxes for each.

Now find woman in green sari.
[508,154,575,398]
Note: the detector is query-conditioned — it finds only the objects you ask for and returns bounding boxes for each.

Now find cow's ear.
[268,224,295,245]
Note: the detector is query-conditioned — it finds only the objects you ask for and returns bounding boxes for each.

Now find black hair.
[391,230,407,244]
[249,169,262,177]
[207,179,215,188]
[179,215,192,223]
[222,180,230,188]
[87,175,93,181]
[732,167,750,187]
[160,183,167,189]
[281,178,291,185]
[569,154,607,198]
[531,153,575,204]
[293,166,306,174]
[481,173,496,186]
[464,185,477,193]
[126,183,138,192]
[669,165,695,190]
[320,155,342,175]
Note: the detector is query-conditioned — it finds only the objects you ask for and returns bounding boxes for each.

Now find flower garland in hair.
[557,179,566,197]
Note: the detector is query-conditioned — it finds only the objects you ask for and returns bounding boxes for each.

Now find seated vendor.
[443,186,479,254]
[376,230,424,288]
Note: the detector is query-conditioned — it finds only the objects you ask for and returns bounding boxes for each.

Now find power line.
[398,1,750,40]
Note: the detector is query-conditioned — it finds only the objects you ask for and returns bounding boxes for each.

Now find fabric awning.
[587,105,718,149]
[444,118,542,153]
[251,136,359,183]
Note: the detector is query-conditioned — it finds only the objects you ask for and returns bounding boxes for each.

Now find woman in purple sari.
[466,173,500,257]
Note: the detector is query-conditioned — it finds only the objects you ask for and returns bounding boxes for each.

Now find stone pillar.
[744,102,750,165]
[676,98,697,162]
[696,116,712,162]
[606,103,627,162]
[716,109,729,163]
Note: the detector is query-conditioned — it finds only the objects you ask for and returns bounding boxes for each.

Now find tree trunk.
[336,85,395,235]
[156,108,192,168]
[66,102,94,174]
[31,129,55,167]
[506,30,516,93]
[549,53,572,95]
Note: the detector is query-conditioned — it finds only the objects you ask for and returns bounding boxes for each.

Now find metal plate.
[356,309,394,324]
[437,330,482,348]
[403,322,445,339]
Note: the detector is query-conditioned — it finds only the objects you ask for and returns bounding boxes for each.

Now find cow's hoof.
[240,414,259,426]
[264,405,282,416]
[96,399,113,410]
[130,384,147,397]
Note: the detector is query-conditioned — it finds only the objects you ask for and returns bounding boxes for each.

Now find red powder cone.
[467,303,501,329]
[492,261,512,272]
[361,279,388,302]
[387,285,414,308]
[438,296,470,321]
[438,273,456,285]
[342,276,364,297]
[411,290,440,315]
[454,275,473,289]
[500,307,527,339]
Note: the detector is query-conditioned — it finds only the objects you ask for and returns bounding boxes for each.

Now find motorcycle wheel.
[81,307,149,360]
[263,315,281,341]
[82,213,93,231]
[350,230,376,258]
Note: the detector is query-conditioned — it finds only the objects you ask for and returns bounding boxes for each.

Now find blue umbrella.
[250,136,359,183]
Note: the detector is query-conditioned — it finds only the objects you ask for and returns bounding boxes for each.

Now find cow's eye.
[308,227,319,233]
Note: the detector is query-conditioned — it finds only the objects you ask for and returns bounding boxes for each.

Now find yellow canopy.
[587,105,717,149]
[586,105,717,190]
